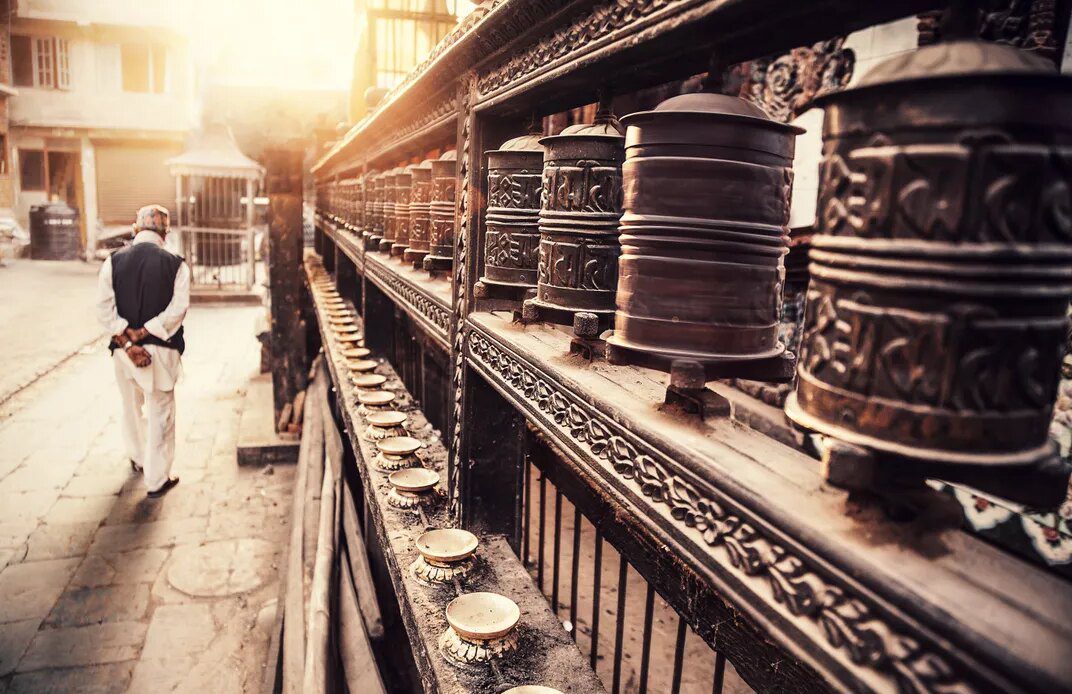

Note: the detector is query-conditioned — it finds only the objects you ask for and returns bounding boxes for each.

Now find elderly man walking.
[96,205,187,498]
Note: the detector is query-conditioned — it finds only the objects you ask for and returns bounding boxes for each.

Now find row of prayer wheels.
[317,28,1072,491]
[322,150,458,273]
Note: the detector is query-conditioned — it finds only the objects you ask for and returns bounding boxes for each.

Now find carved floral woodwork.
[741,37,855,123]
[918,0,1061,62]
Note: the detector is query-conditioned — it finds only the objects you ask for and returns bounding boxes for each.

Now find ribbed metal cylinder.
[785,40,1072,468]
[392,168,414,256]
[606,92,801,372]
[405,160,434,267]
[425,150,457,272]
[480,134,543,290]
[379,169,400,253]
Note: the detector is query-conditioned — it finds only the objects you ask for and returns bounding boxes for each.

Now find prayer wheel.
[379,168,400,253]
[351,176,365,235]
[523,114,625,330]
[405,160,434,268]
[478,133,544,295]
[392,167,414,256]
[785,38,1072,468]
[605,92,802,376]
[367,172,385,249]
[424,150,458,273]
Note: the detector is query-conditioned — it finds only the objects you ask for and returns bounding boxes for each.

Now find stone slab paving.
[0,305,294,693]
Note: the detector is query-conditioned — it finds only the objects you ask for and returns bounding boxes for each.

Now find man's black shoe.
[147,476,180,498]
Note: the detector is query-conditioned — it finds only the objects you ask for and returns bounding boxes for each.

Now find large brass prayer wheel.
[425,150,457,273]
[479,133,544,292]
[380,169,400,253]
[785,40,1072,467]
[524,118,625,328]
[606,93,801,373]
[368,172,385,248]
[392,167,414,256]
[405,160,433,267]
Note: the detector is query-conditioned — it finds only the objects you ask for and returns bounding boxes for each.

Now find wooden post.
[266,146,307,428]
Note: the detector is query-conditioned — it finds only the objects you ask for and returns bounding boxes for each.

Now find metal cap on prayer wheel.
[424,150,457,273]
[379,168,401,253]
[367,172,385,248]
[404,160,434,267]
[523,113,625,330]
[605,91,802,378]
[478,133,544,301]
[785,37,1072,468]
[391,166,415,256]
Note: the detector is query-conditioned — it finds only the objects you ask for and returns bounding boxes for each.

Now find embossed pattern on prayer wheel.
[380,169,400,253]
[479,134,544,289]
[606,92,802,372]
[405,160,434,267]
[425,150,458,272]
[524,118,625,326]
[785,40,1072,467]
[368,172,385,247]
[392,167,414,256]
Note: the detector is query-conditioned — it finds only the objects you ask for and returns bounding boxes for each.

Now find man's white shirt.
[96,230,190,392]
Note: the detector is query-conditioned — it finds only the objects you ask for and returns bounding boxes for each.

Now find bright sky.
[188,0,357,91]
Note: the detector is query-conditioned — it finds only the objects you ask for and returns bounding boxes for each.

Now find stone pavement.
[0,259,106,405]
[0,305,294,693]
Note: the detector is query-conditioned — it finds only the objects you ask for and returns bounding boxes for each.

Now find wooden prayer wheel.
[405,159,434,268]
[605,92,802,377]
[424,150,457,273]
[523,114,625,330]
[785,38,1072,468]
[478,133,544,297]
[367,172,385,248]
[392,167,414,256]
[379,168,400,253]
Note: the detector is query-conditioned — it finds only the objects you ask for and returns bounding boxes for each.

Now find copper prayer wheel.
[523,115,625,329]
[391,167,414,256]
[605,92,801,376]
[478,133,544,296]
[351,176,365,235]
[785,39,1072,468]
[405,159,434,267]
[367,172,385,248]
[424,150,457,273]
[379,168,400,253]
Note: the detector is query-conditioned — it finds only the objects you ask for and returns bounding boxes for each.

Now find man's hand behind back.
[127,345,152,368]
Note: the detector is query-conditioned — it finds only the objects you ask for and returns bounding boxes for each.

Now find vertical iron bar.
[590,529,602,669]
[551,488,562,612]
[537,472,546,593]
[712,652,726,694]
[522,455,531,565]
[611,555,628,694]
[639,583,655,694]
[670,616,687,694]
[569,506,580,638]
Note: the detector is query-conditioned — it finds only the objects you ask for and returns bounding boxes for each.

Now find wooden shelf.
[306,259,605,694]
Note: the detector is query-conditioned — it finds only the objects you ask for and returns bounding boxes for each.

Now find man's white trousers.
[113,355,175,492]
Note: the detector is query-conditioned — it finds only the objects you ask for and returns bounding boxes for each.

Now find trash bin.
[29,202,82,260]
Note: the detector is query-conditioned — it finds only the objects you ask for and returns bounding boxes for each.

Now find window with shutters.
[121,43,168,93]
[11,36,71,89]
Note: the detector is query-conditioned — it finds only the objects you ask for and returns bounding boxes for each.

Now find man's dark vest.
[110,241,186,354]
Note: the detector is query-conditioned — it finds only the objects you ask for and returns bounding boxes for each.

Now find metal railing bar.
[670,616,687,694]
[590,528,602,670]
[552,487,562,613]
[713,651,726,694]
[569,505,581,640]
[639,582,655,694]
[611,554,628,694]
[537,472,546,593]
[522,455,531,565]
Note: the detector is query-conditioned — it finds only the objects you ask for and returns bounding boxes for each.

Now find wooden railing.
[303,2,1072,693]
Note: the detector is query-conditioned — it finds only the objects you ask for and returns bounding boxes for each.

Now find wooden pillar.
[266,146,308,429]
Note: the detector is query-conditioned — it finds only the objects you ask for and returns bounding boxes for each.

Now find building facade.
[8,0,196,256]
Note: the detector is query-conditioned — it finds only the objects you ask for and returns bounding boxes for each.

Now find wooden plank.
[302,468,337,693]
[338,544,388,694]
[340,481,385,640]
[282,373,325,694]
